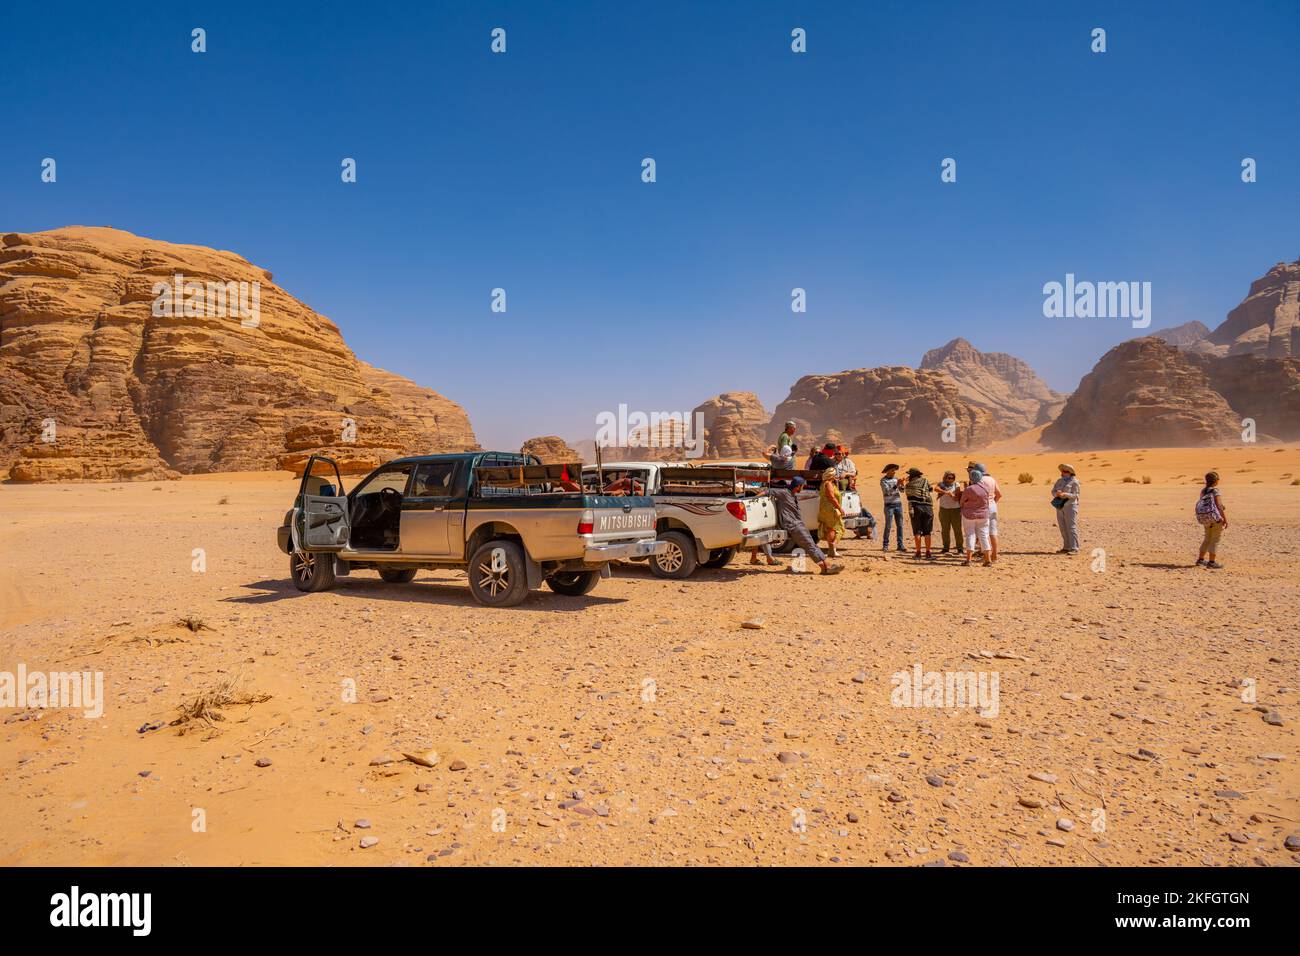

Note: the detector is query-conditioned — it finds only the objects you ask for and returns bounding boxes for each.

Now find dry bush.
[1141,475,1152,484]
[1017,472,1034,484]
[1122,476,1139,483]
[176,614,212,632]
[172,674,271,734]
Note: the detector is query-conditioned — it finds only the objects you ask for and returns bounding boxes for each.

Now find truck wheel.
[545,570,600,596]
[290,550,336,592]
[467,540,530,607]
[772,535,798,555]
[378,568,417,584]
[702,547,736,568]
[650,531,698,579]
[853,527,870,539]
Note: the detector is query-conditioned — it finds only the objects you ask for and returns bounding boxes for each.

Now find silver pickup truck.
[689,459,869,553]
[581,462,785,578]
[276,452,665,607]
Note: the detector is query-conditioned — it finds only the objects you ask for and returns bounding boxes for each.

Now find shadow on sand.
[227,574,627,611]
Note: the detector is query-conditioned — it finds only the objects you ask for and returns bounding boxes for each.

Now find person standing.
[970,461,1002,563]
[770,478,843,574]
[1052,464,1081,554]
[901,467,935,560]
[960,468,993,567]
[837,445,875,540]
[935,470,963,554]
[818,468,846,558]
[776,421,797,460]
[880,464,905,552]
[1195,471,1227,569]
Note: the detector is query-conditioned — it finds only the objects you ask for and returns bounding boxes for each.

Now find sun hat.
[1058,463,1076,475]
[907,467,922,478]
[882,463,899,473]
[943,471,956,480]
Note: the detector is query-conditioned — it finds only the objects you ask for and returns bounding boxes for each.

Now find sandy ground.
[1,446,1297,867]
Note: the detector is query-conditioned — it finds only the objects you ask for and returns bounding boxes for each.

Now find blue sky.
[3,1,1297,449]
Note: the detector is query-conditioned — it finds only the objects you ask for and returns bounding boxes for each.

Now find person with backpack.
[901,467,935,560]
[960,467,993,567]
[1051,463,1081,554]
[1195,471,1227,569]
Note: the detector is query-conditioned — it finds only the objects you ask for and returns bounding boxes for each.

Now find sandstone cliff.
[1193,257,1300,358]
[520,435,580,463]
[0,227,477,480]
[692,391,769,458]
[1041,338,1241,448]
[919,337,1066,432]
[767,367,1000,452]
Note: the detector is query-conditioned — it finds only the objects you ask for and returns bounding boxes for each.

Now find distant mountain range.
[4,226,1295,483]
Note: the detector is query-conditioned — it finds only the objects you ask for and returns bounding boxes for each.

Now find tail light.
[577,508,595,535]
[726,501,747,521]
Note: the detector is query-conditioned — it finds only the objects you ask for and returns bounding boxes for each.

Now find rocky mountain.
[1050,258,1300,448]
[692,391,769,458]
[1192,257,1300,358]
[767,366,1001,452]
[919,337,1066,433]
[0,227,477,481]
[520,435,580,463]
[1042,338,1243,448]
[1148,320,1211,348]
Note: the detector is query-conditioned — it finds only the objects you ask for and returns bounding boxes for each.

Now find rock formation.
[850,431,899,454]
[0,227,477,480]
[520,435,580,463]
[919,338,1066,433]
[767,367,1000,451]
[1148,320,1211,349]
[1041,338,1241,448]
[692,391,768,458]
[1192,258,1300,358]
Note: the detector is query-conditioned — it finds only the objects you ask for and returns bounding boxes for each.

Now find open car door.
[294,455,349,551]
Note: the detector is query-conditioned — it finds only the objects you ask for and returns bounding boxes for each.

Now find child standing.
[1195,471,1228,569]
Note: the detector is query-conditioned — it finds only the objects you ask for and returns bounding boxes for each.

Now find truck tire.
[290,550,336,592]
[650,530,698,579]
[467,540,531,607]
[702,547,736,568]
[378,567,417,584]
[545,570,600,596]
[773,535,797,555]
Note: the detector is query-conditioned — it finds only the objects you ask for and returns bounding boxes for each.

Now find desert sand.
[1,446,1297,866]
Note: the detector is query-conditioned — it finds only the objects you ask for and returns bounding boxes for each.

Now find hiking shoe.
[821,563,844,575]
[1194,558,1206,567]
[1205,561,1224,569]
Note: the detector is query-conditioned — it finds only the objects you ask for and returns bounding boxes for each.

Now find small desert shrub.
[1141,475,1152,484]
[173,675,271,734]
[1122,476,1139,484]
[176,614,212,633]
[1292,478,1300,486]
[218,496,230,505]
[1017,472,1034,484]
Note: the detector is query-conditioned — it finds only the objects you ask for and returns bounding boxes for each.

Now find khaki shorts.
[1201,521,1224,551]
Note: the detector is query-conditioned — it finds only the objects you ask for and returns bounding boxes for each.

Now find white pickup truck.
[689,460,869,553]
[581,462,785,578]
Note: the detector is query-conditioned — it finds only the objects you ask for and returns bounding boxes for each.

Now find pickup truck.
[276,452,666,607]
[580,462,785,578]
[688,459,869,553]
